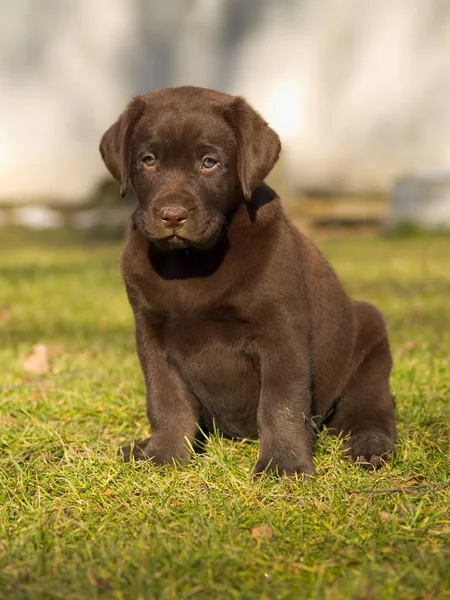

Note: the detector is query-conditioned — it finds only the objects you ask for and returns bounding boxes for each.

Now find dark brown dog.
[100,86,396,476]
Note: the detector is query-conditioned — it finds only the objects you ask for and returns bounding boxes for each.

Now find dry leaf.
[103,488,114,497]
[379,511,391,522]
[400,341,416,351]
[404,477,422,486]
[0,306,11,323]
[47,346,64,358]
[251,525,273,540]
[24,344,49,374]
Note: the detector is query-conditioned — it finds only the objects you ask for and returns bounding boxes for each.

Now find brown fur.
[100,86,396,476]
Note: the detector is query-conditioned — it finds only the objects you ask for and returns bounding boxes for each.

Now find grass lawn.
[0,228,449,600]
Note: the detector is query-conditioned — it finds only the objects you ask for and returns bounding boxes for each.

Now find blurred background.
[1,0,450,233]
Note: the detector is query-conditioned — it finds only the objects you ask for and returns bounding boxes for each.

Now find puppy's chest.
[154,306,259,433]
[148,304,252,355]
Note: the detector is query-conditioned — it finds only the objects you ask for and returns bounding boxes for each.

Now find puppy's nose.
[160,206,189,229]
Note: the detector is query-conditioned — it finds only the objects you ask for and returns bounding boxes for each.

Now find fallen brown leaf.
[47,346,64,358]
[251,525,273,540]
[103,488,114,497]
[404,477,422,486]
[397,341,417,358]
[0,306,11,323]
[23,344,49,375]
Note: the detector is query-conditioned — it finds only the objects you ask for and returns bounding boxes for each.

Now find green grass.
[0,228,449,600]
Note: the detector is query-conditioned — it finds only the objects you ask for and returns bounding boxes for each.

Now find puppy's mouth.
[155,232,221,251]
[163,234,191,250]
[145,223,223,251]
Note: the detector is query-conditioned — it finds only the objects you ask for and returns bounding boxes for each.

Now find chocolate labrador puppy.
[100,86,396,476]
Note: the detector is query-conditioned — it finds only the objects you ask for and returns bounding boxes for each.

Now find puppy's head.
[100,86,280,250]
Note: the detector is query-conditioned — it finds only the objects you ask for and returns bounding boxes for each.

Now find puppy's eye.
[202,157,218,170]
[142,154,156,167]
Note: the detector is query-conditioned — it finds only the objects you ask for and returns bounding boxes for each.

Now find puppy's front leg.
[254,335,315,477]
[121,310,199,465]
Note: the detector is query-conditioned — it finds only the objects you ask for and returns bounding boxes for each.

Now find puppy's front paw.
[119,438,152,462]
[119,437,191,465]
[345,432,395,470]
[253,456,315,479]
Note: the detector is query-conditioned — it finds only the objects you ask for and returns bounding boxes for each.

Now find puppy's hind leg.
[325,302,397,469]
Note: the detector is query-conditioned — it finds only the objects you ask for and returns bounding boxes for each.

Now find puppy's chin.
[149,230,222,252]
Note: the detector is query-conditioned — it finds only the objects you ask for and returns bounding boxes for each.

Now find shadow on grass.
[0,258,120,278]
[0,226,127,250]
[2,320,133,348]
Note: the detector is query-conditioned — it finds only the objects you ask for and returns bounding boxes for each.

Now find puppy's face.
[129,102,238,250]
[100,87,281,251]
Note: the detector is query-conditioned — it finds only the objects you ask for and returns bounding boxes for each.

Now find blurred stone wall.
[1,0,450,204]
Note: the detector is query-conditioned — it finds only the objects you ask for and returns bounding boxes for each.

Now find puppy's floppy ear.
[227,96,281,200]
[99,96,144,197]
